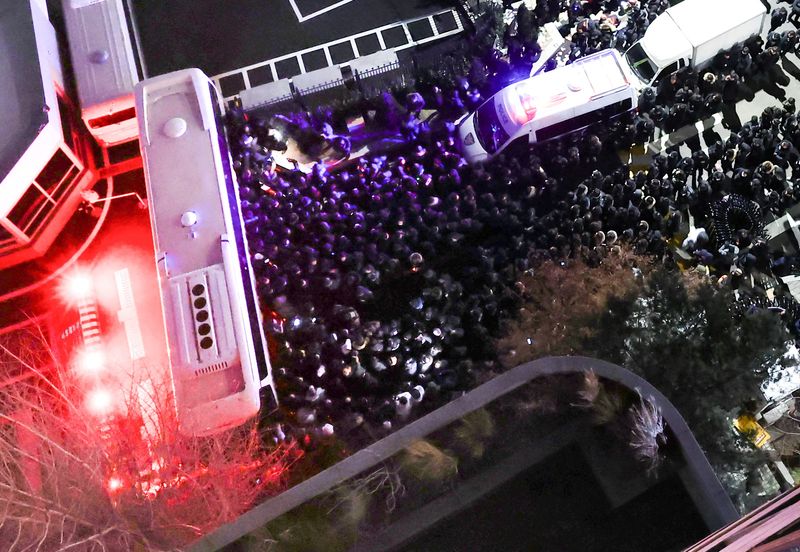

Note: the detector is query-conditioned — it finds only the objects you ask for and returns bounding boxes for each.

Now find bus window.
[601,98,634,119]
[536,110,600,142]
[87,107,137,129]
[475,101,511,154]
[8,184,52,235]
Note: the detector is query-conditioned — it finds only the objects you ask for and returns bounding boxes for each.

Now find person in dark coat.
[699,72,719,95]
[704,91,723,115]
[722,73,740,105]
[771,6,788,33]
[735,47,754,77]
[757,46,781,69]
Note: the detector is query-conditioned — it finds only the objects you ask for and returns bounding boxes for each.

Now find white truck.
[623,0,767,88]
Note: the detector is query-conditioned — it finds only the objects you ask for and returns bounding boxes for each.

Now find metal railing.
[212,8,465,101]
[189,356,738,551]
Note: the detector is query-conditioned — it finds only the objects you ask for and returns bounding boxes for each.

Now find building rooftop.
[0,1,47,183]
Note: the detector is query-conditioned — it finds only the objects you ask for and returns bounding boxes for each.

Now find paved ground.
[130,0,456,78]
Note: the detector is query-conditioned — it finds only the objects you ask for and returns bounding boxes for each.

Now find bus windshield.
[475,99,511,154]
[625,43,658,83]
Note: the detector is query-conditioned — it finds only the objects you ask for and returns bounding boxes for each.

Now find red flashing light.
[86,388,114,416]
[512,84,572,126]
[75,348,106,376]
[514,84,538,125]
[61,271,94,303]
[107,476,125,493]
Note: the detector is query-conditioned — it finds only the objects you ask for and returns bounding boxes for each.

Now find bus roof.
[0,1,47,183]
[63,0,139,110]
[501,49,631,129]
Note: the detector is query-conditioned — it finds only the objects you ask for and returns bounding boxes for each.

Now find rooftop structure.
[0,0,47,185]
[686,485,800,552]
[0,0,95,270]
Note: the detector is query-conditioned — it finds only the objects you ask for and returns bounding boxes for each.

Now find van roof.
[666,0,765,48]
[502,49,632,126]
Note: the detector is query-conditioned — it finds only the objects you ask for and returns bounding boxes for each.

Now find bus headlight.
[464,132,475,146]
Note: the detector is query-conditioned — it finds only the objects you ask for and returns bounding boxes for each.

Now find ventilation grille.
[194,361,229,377]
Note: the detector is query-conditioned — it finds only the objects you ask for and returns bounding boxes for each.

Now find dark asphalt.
[131,0,455,77]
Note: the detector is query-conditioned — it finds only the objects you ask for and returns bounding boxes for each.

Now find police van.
[458,49,638,164]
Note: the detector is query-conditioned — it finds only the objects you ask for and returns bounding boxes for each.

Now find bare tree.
[0,329,301,551]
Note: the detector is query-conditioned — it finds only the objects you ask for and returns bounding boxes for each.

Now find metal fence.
[212,7,466,102]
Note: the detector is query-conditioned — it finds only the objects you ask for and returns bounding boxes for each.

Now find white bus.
[458,49,638,164]
[136,68,277,436]
[61,0,141,146]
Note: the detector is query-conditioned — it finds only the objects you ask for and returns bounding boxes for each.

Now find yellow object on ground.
[734,414,771,448]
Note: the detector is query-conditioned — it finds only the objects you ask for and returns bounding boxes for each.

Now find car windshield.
[475,99,511,154]
[625,43,658,83]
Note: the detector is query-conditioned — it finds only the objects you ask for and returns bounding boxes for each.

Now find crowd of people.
[228,102,800,440]
[566,0,670,60]
[223,0,800,440]
[233,114,524,439]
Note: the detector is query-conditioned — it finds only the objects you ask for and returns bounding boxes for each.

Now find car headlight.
[464,132,475,146]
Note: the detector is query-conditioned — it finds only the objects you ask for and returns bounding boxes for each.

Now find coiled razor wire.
[709,194,765,248]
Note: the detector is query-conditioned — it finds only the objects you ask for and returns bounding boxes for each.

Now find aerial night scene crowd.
[222,0,800,441]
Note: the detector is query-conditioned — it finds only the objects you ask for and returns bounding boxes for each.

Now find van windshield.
[625,43,658,83]
[475,99,511,154]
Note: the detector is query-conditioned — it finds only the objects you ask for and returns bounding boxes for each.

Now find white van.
[458,49,638,164]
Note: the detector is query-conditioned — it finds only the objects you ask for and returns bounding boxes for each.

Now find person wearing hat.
[758,46,781,68]
[791,0,800,25]
[700,72,718,95]
[776,140,800,169]
[638,86,657,112]
[722,73,740,105]
[736,47,754,77]
[771,6,788,33]
[755,160,775,194]
[780,30,799,56]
